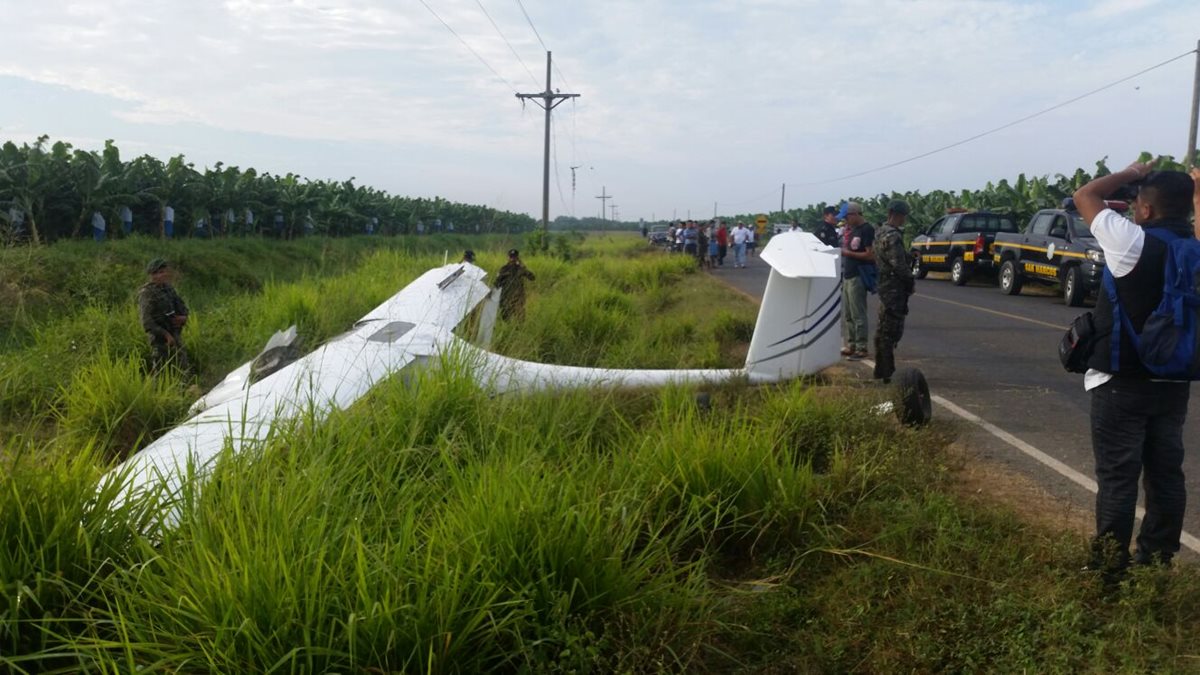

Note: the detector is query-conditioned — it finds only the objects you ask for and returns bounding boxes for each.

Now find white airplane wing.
[108,263,491,522]
[108,254,845,526]
[357,262,492,328]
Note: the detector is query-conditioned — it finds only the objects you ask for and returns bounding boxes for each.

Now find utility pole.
[595,186,612,220]
[1188,39,1199,167]
[713,202,717,219]
[609,204,619,222]
[780,183,786,215]
[516,51,579,241]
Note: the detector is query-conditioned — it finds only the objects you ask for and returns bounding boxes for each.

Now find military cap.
[145,258,170,274]
[508,248,519,257]
[886,199,911,215]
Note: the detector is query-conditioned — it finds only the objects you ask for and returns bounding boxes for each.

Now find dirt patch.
[943,440,1093,539]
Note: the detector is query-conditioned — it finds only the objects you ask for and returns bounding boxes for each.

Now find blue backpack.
[1104,228,1200,380]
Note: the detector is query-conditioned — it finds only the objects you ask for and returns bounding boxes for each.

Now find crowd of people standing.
[650,204,915,384]
[659,220,764,268]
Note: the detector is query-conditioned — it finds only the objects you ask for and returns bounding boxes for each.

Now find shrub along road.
[711,249,1200,560]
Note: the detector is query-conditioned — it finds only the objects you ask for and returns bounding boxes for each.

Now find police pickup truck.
[910,209,1020,285]
[990,199,1126,307]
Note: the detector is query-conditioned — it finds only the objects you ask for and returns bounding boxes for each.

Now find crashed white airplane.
[108,232,850,517]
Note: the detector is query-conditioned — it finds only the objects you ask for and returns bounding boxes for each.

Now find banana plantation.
[0,136,537,246]
[746,151,1196,240]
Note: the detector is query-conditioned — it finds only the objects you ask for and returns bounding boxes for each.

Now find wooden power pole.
[517,51,579,241]
[595,186,612,220]
[1188,39,1200,167]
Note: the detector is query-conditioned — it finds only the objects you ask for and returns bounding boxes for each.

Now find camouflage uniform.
[873,222,914,381]
[138,281,191,374]
[495,260,535,320]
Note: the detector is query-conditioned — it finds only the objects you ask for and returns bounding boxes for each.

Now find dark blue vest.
[1086,218,1195,376]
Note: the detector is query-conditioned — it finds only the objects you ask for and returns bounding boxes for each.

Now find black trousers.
[1090,376,1190,566]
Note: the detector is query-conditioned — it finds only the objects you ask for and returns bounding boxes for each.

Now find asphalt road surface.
[711,248,1200,558]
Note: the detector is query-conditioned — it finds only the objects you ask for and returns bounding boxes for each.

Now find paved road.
[711,250,1200,555]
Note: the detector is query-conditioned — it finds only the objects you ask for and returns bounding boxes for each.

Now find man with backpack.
[1073,162,1196,577]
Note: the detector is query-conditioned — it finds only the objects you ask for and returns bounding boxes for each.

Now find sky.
[1,0,1198,222]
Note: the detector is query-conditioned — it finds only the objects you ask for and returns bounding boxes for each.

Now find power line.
[722,185,781,208]
[513,0,573,91]
[418,0,517,92]
[513,0,548,51]
[794,47,1199,187]
[552,115,569,216]
[473,0,539,86]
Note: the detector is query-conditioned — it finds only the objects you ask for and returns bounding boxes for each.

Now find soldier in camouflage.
[138,258,191,375]
[873,200,915,383]
[494,248,536,321]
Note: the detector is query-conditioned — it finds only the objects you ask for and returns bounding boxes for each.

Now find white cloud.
[1076,0,1161,19]
[0,0,1197,218]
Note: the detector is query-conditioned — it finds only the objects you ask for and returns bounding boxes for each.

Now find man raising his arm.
[1072,162,1195,576]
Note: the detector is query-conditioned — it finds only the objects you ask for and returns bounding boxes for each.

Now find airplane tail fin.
[744,232,842,381]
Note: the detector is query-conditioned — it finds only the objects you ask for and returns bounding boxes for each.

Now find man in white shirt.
[1073,162,1196,576]
[730,222,750,267]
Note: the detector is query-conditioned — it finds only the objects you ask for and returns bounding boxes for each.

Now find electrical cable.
[513,0,573,90]
[418,0,517,92]
[513,0,548,51]
[552,115,570,216]
[792,47,1199,187]
[474,0,540,86]
[722,185,781,208]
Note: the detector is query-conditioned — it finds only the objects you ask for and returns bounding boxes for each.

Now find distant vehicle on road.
[990,199,1127,306]
[910,209,1019,285]
[648,226,671,248]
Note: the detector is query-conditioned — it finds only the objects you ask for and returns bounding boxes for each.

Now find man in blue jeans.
[839,202,874,359]
[1073,162,1196,577]
[730,222,750,268]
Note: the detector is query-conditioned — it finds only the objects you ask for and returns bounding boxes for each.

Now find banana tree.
[0,136,71,246]
[68,141,135,239]
[146,155,203,238]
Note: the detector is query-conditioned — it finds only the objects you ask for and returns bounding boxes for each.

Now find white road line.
[862,358,1200,555]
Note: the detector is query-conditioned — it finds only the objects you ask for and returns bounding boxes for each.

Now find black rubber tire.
[911,251,928,280]
[999,260,1022,295]
[893,368,932,427]
[950,257,968,286]
[1064,266,1086,307]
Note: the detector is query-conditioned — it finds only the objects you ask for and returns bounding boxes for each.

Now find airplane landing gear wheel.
[894,368,932,427]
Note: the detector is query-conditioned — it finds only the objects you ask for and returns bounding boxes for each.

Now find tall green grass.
[4,232,1200,671]
[0,234,513,344]
[5,363,921,672]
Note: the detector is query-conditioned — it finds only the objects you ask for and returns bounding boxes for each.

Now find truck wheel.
[999,260,1022,295]
[911,252,927,279]
[1063,266,1086,307]
[950,257,968,286]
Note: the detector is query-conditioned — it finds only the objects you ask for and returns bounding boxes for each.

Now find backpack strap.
[1102,267,1123,372]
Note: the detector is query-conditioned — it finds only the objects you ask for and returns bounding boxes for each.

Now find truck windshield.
[1071,214,1094,238]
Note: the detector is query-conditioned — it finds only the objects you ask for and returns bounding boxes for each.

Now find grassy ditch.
[0,235,517,442]
[2,233,1199,672]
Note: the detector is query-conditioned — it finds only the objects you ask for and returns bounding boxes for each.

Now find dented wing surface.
[358,263,491,326]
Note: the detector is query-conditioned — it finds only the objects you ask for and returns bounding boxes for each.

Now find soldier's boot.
[873,336,895,383]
